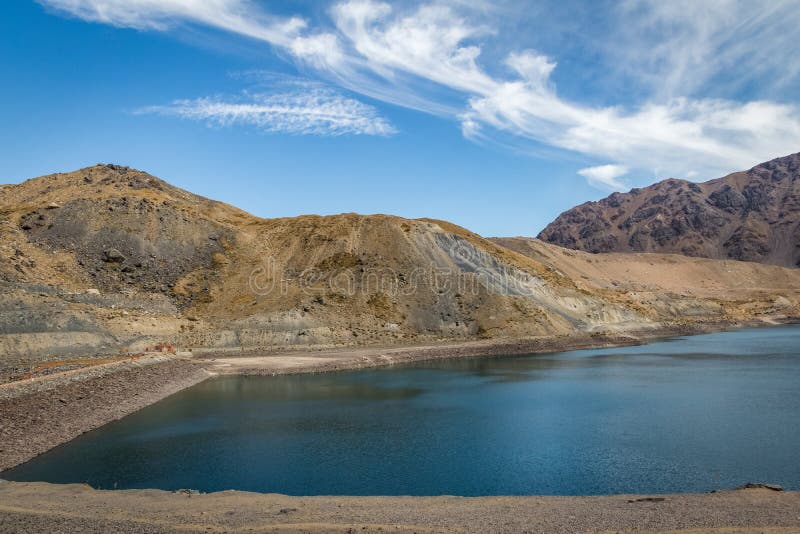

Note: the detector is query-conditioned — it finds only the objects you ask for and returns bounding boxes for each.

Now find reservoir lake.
[4,325,800,496]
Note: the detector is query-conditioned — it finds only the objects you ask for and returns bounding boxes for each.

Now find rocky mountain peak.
[538,152,800,267]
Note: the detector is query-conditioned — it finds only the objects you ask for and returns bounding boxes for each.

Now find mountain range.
[1,159,799,375]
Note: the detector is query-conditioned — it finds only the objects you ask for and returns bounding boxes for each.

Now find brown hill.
[538,152,800,267]
[1,164,799,378]
[493,237,800,320]
[0,165,646,367]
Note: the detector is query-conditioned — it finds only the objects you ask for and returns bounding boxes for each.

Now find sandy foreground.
[0,482,798,533]
[2,323,799,533]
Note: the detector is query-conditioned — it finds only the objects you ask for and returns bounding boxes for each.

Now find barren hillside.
[539,152,800,267]
[493,237,800,323]
[1,164,799,380]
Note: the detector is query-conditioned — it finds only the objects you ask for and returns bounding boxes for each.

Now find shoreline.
[0,358,210,472]
[1,318,797,473]
[198,320,796,376]
[2,319,800,532]
[0,481,798,533]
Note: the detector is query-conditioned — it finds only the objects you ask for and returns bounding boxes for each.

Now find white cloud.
[326,2,800,187]
[137,86,396,136]
[505,51,556,87]
[290,33,345,69]
[330,1,496,94]
[329,3,800,188]
[37,0,344,66]
[461,61,800,186]
[614,0,800,98]
[578,165,628,191]
[39,0,800,189]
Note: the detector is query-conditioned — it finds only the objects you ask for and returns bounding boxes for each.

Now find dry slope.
[0,164,650,375]
[1,164,799,379]
[492,237,800,324]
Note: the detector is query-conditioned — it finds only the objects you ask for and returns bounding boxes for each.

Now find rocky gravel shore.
[0,357,208,471]
[0,482,797,533]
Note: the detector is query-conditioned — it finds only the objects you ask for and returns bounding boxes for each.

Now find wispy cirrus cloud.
[136,84,396,136]
[36,0,345,67]
[328,1,800,186]
[578,165,629,191]
[39,0,800,190]
[614,0,800,99]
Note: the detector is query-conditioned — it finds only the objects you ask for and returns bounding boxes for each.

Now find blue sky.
[2,1,800,236]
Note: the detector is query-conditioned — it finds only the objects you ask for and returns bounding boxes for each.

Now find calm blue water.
[4,326,800,495]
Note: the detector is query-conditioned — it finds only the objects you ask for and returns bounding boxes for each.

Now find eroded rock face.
[539,153,800,267]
